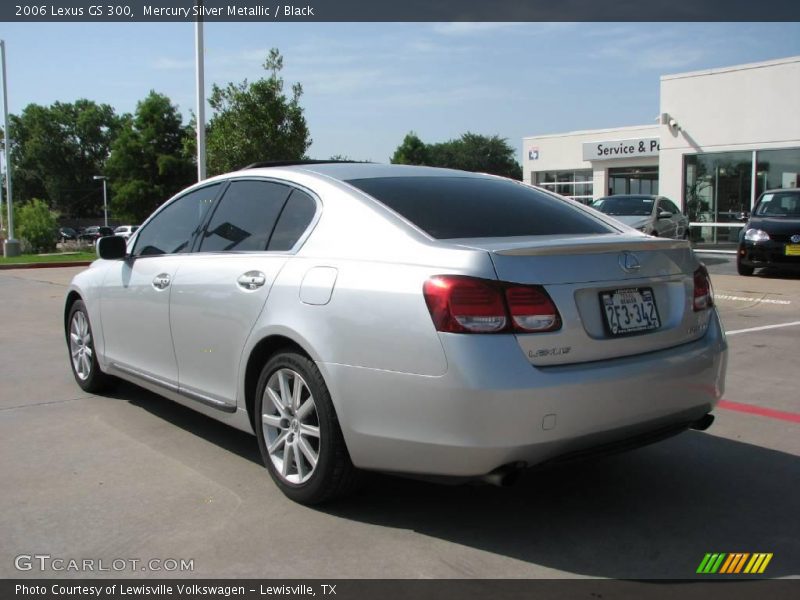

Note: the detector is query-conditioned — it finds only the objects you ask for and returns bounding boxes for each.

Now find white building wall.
[658,56,800,206]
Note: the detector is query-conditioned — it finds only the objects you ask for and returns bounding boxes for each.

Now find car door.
[169,179,319,409]
[99,183,222,387]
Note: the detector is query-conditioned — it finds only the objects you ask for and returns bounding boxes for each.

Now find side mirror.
[97,235,127,260]
[658,211,672,220]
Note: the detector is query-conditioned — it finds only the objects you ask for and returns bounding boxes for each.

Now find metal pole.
[1,39,19,257]
[195,8,207,181]
[0,151,4,233]
[102,177,108,227]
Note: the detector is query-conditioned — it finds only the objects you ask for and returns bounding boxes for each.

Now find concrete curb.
[0,261,92,271]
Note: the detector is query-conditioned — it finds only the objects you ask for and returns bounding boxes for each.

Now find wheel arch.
[243,334,316,432]
[64,290,83,338]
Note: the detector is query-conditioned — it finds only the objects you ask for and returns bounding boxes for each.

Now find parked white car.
[113,225,139,240]
[65,162,727,504]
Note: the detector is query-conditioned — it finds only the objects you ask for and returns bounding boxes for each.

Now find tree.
[106,91,195,223]
[204,48,311,175]
[9,100,121,217]
[391,131,522,180]
[390,132,429,165]
[17,198,58,253]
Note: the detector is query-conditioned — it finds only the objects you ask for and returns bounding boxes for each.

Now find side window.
[666,200,682,214]
[657,200,672,214]
[199,180,291,252]
[268,189,318,251]
[133,184,220,257]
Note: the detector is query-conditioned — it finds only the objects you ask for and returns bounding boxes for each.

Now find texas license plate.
[600,287,661,336]
[785,244,800,256]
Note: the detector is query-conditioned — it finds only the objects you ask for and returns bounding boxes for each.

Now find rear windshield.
[346,176,611,239]
[592,196,654,216]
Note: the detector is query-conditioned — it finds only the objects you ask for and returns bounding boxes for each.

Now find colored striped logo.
[696,553,773,574]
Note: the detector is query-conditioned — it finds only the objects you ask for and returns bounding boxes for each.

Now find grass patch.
[0,251,96,265]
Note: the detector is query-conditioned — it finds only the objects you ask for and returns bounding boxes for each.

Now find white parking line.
[715,294,791,305]
[726,321,800,336]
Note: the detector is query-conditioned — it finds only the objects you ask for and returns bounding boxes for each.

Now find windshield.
[592,196,655,216]
[754,192,800,217]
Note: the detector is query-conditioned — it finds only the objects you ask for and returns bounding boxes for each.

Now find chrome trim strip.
[178,386,237,414]
[110,362,236,414]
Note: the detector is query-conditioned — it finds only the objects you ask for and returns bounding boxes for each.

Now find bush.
[17,199,58,253]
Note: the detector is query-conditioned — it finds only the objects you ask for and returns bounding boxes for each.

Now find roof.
[238,162,489,181]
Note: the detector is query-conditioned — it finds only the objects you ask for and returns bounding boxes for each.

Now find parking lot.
[0,258,798,579]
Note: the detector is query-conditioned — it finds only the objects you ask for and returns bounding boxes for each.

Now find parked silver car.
[65,162,727,504]
[592,195,690,239]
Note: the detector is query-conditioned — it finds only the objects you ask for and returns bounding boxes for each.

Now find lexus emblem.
[619,251,641,273]
[791,234,800,244]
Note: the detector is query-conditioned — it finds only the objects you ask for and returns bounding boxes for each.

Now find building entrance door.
[608,166,659,196]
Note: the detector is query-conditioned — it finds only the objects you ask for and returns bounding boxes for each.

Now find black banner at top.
[3,0,800,22]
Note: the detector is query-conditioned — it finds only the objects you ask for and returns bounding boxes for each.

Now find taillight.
[423,276,561,334]
[505,286,561,332]
[693,265,714,311]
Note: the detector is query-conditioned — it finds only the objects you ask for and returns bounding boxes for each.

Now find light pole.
[195,7,207,181]
[93,175,108,227]
[1,39,20,257]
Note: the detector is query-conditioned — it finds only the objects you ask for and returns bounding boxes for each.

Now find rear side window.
[347,176,611,239]
[268,189,317,251]
[199,180,292,252]
[133,183,220,256]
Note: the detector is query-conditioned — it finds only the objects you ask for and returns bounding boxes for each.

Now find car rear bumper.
[318,309,727,477]
[739,241,800,270]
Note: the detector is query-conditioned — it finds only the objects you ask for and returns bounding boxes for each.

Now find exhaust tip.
[691,413,715,431]
[480,462,525,487]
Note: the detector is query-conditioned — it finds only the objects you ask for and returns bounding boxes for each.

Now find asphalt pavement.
[0,262,797,579]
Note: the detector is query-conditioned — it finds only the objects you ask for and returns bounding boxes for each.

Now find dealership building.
[523,56,800,245]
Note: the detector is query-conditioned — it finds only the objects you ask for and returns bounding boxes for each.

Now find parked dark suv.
[737,188,800,276]
[78,226,114,243]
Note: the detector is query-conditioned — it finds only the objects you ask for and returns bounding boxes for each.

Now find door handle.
[153,273,171,290]
[237,271,267,290]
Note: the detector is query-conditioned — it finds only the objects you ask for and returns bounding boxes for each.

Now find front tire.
[67,300,113,393]
[737,256,755,276]
[255,352,360,505]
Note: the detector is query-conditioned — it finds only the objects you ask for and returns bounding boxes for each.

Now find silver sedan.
[592,194,690,239]
[65,163,727,504]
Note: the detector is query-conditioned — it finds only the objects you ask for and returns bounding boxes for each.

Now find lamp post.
[1,39,20,257]
[93,175,108,227]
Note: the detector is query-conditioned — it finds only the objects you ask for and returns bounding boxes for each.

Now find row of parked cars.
[58,225,139,244]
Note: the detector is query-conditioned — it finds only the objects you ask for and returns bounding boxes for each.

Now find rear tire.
[255,352,360,505]
[67,300,114,393]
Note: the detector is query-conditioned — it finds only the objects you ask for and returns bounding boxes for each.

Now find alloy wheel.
[69,310,93,381]
[261,368,321,485]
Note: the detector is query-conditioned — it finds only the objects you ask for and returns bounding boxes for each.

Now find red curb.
[718,400,800,424]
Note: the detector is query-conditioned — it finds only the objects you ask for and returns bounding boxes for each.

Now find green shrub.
[17,199,58,253]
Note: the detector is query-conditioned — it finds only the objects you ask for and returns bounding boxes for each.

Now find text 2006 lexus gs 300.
[65,162,727,504]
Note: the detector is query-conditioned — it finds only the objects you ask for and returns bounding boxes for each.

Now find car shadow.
[104,380,262,465]
[754,268,800,280]
[108,380,799,579]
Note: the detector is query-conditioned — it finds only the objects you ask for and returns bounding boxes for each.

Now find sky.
[2,21,800,163]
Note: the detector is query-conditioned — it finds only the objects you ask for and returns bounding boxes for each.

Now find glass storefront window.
[533,170,594,200]
[755,148,800,198]
[684,152,752,222]
[607,166,659,196]
[684,151,752,247]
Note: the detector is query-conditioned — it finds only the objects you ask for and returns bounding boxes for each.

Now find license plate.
[600,287,661,336]
[786,244,800,256]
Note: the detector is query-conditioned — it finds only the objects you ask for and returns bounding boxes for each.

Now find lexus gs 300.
[65,162,727,504]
